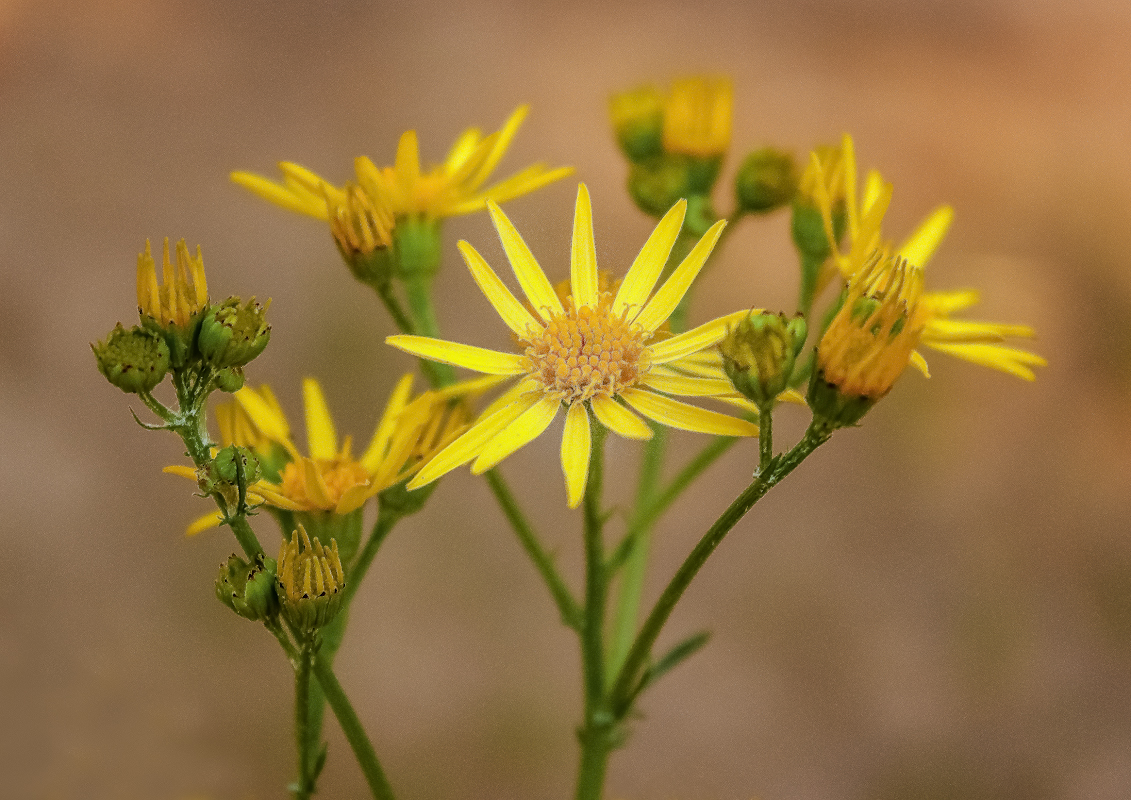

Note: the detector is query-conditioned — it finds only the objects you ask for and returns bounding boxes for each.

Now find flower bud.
[276,525,345,633]
[92,323,170,394]
[719,312,807,406]
[609,85,665,163]
[328,183,396,287]
[198,297,271,369]
[735,147,797,214]
[213,367,245,393]
[216,553,279,621]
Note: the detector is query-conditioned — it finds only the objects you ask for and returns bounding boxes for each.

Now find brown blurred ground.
[2,0,1130,798]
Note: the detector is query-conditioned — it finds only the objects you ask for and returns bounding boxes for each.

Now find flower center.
[280,457,371,510]
[522,293,650,404]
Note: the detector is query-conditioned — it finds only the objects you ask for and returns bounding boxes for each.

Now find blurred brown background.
[2,0,1129,798]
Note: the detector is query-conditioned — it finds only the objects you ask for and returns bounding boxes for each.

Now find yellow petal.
[614,199,687,319]
[924,317,1035,342]
[590,394,653,440]
[561,402,592,508]
[335,480,381,516]
[648,309,753,364]
[899,205,954,269]
[302,457,335,508]
[923,341,1045,381]
[360,373,416,473]
[468,105,528,190]
[386,335,528,375]
[409,391,540,488]
[186,510,224,537]
[621,388,758,437]
[570,184,599,309]
[471,395,560,474]
[230,170,330,220]
[458,240,541,337]
[163,464,198,480]
[394,129,422,197]
[641,373,736,396]
[633,219,726,333]
[488,201,564,320]
[234,386,291,444]
[302,378,338,460]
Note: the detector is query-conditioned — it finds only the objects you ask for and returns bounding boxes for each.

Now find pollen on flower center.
[280,458,371,507]
[523,293,650,404]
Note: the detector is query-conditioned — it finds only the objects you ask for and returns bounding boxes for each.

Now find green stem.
[342,505,402,608]
[758,404,774,474]
[373,282,415,335]
[606,424,665,682]
[227,514,265,559]
[292,643,318,800]
[313,657,397,800]
[485,468,581,630]
[576,422,614,800]
[797,252,824,321]
[610,422,831,716]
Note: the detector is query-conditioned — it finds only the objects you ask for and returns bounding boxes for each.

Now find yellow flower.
[230,106,573,225]
[387,184,759,508]
[809,134,1045,381]
[168,374,489,535]
[137,238,208,329]
[662,76,733,158]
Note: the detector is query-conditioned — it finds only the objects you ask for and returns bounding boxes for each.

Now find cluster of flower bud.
[92,238,270,396]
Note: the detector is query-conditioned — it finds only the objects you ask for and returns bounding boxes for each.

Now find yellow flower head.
[169,374,487,535]
[137,238,208,329]
[810,134,1045,382]
[326,182,396,258]
[231,106,573,225]
[277,524,345,632]
[816,254,926,401]
[662,76,733,158]
[388,183,759,508]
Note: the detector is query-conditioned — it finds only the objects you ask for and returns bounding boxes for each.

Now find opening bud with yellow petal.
[610,84,665,163]
[735,147,797,214]
[328,183,396,287]
[137,238,209,368]
[216,553,279,622]
[198,297,271,370]
[808,254,925,428]
[792,143,848,263]
[720,311,807,406]
[92,323,170,394]
[276,525,345,633]
[662,76,733,160]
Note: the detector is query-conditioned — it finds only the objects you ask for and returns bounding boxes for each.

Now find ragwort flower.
[809,134,1045,381]
[168,374,487,535]
[388,184,759,508]
[230,106,572,227]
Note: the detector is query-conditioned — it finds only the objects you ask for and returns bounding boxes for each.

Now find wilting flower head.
[168,374,486,535]
[387,183,758,508]
[809,134,1045,381]
[231,106,572,226]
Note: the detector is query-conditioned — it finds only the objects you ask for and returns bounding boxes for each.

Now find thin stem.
[758,404,774,474]
[227,514,265,559]
[403,274,456,388]
[485,468,582,630]
[607,435,740,573]
[313,657,397,800]
[797,252,825,321]
[610,422,831,715]
[342,505,402,608]
[292,643,318,800]
[373,282,415,335]
[607,424,665,681]
[576,421,613,800]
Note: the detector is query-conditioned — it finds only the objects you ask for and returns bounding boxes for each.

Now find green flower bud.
[735,147,797,214]
[609,85,665,163]
[627,158,694,218]
[276,525,345,633]
[791,201,833,262]
[216,553,279,621]
[213,367,245,393]
[719,311,807,406]
[198,297,271,369]
[211,444,262,486]
[92,323,170,394]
